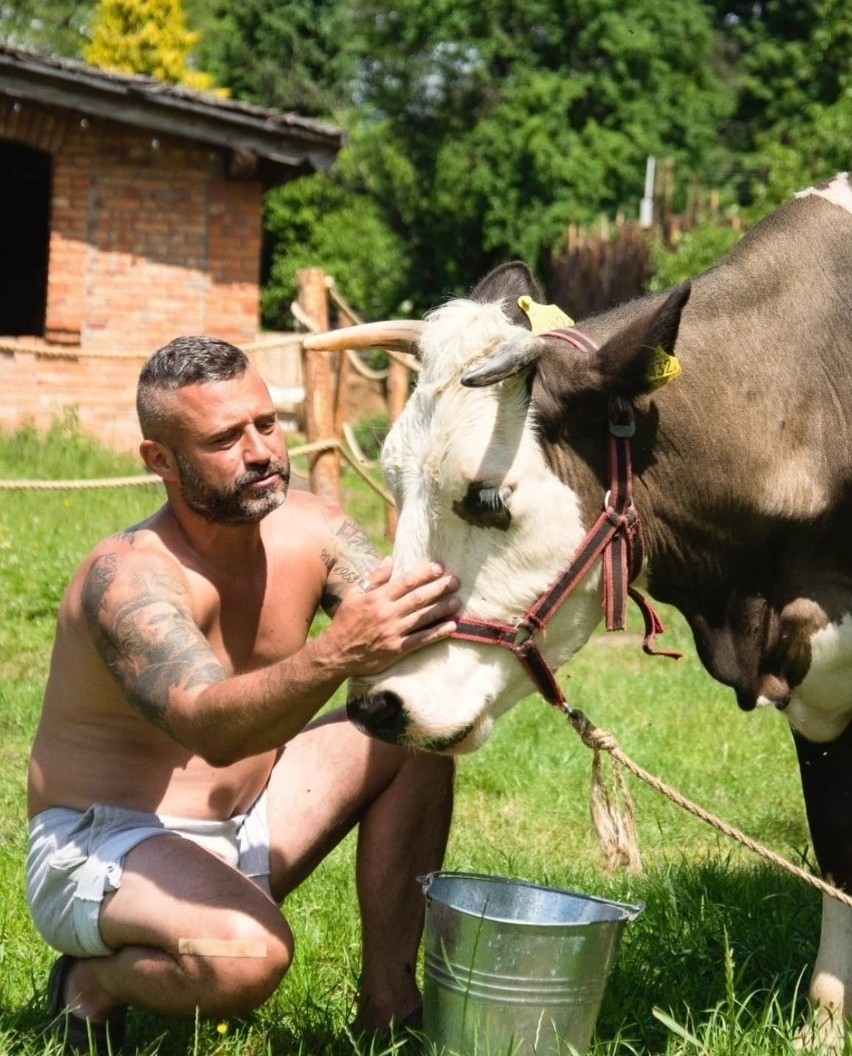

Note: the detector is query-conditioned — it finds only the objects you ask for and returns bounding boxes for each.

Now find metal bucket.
[421,871,643,1056]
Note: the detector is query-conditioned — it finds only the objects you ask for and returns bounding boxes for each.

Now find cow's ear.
[590,282,690,398]
[470,262,544,326]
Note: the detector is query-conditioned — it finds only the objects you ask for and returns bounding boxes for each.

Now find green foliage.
[0,411,141,479]
[725,0,850,129]
[704,0,852,189]
[191,0,354,115]
[84,0,218,90]
[0,0,95,57]
[193,0,849,317]
[0,417,157,641]
[649,223,744,290]
[261,153,411,327]
[746,90,852,210]
[342,0,735,305]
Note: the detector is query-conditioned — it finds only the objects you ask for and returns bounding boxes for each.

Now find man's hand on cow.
[325,557,460,675]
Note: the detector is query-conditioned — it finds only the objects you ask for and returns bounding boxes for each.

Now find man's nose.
[243,427,274,463]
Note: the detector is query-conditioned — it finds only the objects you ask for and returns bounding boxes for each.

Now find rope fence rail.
[0,437,394,503]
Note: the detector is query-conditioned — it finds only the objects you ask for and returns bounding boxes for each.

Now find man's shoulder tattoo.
[82,556,224,731]
[81,552,118,632]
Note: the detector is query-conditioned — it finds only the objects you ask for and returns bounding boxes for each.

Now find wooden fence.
[294,268,415,535]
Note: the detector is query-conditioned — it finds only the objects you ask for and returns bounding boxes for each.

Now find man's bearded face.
[174,451,290,525]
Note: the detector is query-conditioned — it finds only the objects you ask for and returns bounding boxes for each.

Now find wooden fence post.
[298,268,341,504]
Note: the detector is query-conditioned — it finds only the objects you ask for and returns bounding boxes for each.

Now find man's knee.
[189,912,293,1016]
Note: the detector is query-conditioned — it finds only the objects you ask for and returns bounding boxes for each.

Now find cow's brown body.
[532,178,852,921]
[538,189,852,721]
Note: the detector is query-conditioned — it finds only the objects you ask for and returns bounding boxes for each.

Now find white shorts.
[26,795,272,958]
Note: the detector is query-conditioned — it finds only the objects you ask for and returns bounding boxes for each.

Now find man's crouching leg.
[265,716,456,1038]
[352,747,455,1035]
[65,835,293,1030]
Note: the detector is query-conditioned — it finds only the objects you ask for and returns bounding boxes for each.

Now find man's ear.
[140,439,179,482]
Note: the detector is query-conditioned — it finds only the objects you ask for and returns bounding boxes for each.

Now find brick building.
[0,42,341,449]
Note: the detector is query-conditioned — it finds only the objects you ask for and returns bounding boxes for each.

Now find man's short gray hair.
[137,335,250,441]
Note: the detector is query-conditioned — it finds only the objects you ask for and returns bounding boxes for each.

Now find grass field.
[0,418,839,1055]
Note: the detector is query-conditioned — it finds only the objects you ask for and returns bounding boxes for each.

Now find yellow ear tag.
[518,295,574,335]
[647,345,682,390]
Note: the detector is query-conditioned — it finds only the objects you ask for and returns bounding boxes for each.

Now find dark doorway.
[0,141,51,336]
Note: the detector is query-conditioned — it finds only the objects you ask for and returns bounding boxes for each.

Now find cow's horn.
[461,333,546,387]
[302,320,425,355]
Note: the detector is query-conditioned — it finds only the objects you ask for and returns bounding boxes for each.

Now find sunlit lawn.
[0,420,839,1054]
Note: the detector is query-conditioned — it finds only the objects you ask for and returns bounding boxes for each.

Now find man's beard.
[174,452,290,525]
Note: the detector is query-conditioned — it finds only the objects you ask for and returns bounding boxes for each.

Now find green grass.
[0,421,844,1054]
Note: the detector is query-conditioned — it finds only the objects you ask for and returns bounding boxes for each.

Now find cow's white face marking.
[348,299,604,752]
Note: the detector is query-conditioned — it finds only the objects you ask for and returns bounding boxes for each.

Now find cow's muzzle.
[347,689,409,744]
[347,689,479,752]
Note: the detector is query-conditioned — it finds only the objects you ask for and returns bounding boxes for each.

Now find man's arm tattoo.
[332,520,380,580]
[82,556,225,731]
[321,520,381,614]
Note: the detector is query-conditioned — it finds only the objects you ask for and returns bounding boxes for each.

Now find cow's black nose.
[347,690,407,742]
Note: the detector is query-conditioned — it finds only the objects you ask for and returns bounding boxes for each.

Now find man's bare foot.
[47,955,127,1055]
[350,1001,423,1041]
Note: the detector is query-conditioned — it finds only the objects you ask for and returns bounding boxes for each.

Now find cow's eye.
[453,482,512,530]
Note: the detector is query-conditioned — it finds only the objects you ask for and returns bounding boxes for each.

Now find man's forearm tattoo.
[82,555,225,730]
[332,520,380,581]
[319,514,381,613]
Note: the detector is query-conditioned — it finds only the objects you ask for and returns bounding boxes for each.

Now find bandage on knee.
[178,938,267,958]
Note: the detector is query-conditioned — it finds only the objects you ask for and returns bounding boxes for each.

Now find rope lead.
[560,702,852,908]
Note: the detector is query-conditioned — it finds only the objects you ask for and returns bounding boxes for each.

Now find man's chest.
[195,548,327,672]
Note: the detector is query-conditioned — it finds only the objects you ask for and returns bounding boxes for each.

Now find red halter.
[449,326,681,708]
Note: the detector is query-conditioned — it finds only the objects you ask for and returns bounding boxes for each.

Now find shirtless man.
[26,336,459,1054]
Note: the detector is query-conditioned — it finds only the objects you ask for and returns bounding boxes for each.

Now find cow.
[309,172,852,1044]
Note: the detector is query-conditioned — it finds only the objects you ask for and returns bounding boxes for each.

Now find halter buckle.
[609,397,636,437]
[513,624,532,647]
[609,421,636,438]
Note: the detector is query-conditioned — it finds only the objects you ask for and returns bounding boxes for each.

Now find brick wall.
[0,338,305,454]
[0,337,389,456]
[0,346,146,452]
[0,97,263,354]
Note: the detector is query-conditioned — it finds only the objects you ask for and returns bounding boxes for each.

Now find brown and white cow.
[332,173,852,1041]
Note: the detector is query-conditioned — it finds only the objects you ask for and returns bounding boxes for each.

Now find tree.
[261,146,410,327]
[0,0,95,57]
[199,0,847,318]
[191,0,354,115]
[704,0,852,192]
[643,0,850,289]
[346,0,734,304]
[84,0,216,90]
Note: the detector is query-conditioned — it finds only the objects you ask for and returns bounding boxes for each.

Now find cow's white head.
[341,265,605,752]
[327,263,690,753]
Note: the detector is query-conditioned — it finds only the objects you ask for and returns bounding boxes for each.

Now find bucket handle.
[418,872,437,896]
